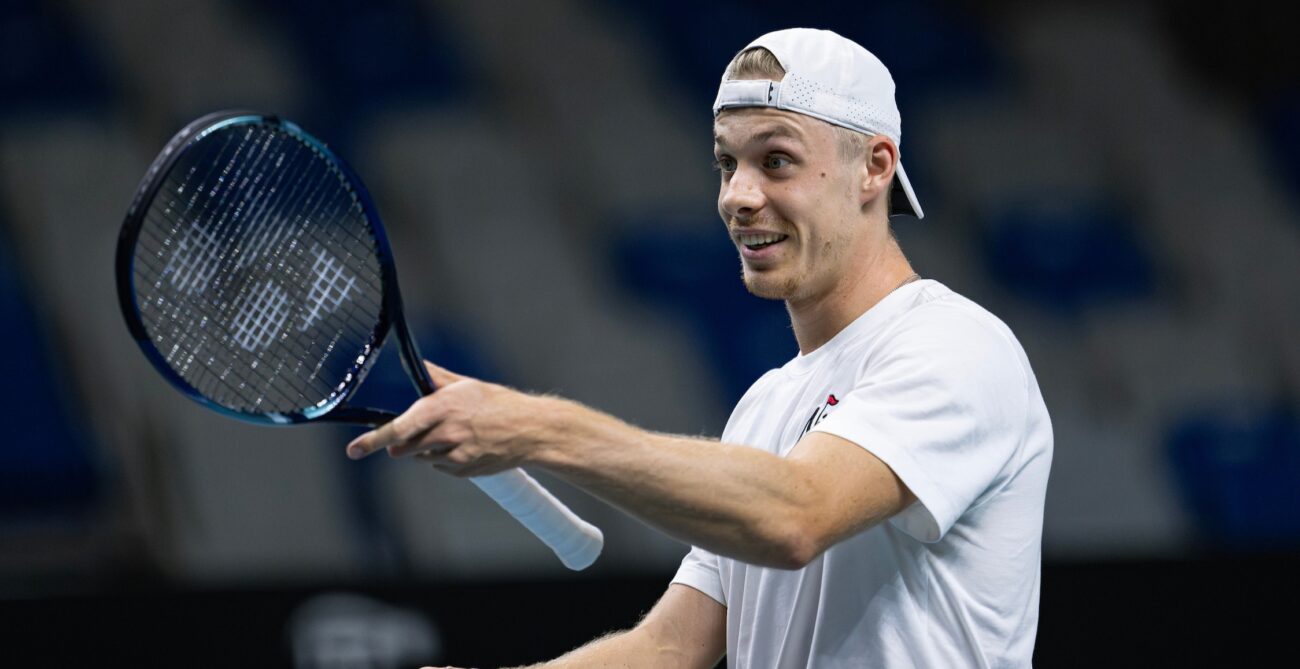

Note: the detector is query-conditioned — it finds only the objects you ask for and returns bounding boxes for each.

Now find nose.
[719,166,765,222]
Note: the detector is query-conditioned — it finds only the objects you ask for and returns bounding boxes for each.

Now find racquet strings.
[131,122,386,416]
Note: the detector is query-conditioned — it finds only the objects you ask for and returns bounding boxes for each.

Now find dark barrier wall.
[3,556,1295,667]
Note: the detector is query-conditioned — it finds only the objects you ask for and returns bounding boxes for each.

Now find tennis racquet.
[115,111,603,570]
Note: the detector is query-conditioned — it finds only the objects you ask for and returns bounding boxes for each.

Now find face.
[713,108,869,304]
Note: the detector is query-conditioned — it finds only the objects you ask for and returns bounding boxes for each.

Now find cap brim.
[889,162,924,219]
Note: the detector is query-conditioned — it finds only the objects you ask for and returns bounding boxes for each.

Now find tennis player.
[351,27,1053,668]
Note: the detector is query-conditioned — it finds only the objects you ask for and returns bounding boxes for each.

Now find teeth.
[738,233,786,246]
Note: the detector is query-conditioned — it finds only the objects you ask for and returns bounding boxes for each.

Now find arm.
[528,397,914,568]
[348,363,915,568]
[537,584,725,668]
[423,584,725,669]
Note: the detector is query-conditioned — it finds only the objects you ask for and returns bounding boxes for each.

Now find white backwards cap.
[714,28,924,219]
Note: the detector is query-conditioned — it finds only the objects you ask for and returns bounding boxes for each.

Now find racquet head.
[116,112,605,571]
[116,111,409,425]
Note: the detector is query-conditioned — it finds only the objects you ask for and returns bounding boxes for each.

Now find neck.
[787,236,916,355]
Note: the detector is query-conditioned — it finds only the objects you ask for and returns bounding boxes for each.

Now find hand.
[345,361,552,477]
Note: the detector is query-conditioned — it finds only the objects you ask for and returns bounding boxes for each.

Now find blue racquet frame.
[115,111,604,570]
[116,111,433,427]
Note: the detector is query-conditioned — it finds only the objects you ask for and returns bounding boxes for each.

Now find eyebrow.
[714,125,803,148]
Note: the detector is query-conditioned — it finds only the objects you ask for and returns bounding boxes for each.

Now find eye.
[763,154,792,170]
[712,156,737,173]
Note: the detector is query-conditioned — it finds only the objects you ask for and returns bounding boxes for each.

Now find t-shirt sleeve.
[671,545,726,606]
[811,305,1027,543]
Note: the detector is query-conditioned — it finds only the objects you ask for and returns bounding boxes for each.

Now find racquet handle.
[469,469,604,570]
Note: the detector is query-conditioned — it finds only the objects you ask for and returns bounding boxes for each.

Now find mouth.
[735,232,789,252]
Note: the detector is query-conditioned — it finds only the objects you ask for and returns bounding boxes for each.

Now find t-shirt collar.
[782,279,934,376]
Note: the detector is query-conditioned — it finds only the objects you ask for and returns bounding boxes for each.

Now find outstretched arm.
[347,363,914,568]
[424,584,725,669]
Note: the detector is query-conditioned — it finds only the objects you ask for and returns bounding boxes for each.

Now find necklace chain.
[892,272,921,293]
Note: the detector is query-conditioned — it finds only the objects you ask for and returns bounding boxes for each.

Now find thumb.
[424,360,468,387]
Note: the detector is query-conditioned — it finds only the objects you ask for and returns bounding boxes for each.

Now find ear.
[860,136,898,213]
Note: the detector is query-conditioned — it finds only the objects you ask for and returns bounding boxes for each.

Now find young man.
[351,28,1053,668]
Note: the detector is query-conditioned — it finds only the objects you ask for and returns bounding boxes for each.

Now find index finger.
[346,412,413,459]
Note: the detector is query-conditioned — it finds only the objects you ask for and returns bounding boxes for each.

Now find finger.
[347,411,422,460]
[416,450,470,477]
[348,394,454,459]
[386,408,463,458]
[388,433,456,458]
[415,448,503,478]
[415,450,455,466]
[424,360,467,388]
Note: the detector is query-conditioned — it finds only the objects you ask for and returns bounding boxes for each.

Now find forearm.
[346,372,832,567]
[512,626,694,669]
[529,397,818,568]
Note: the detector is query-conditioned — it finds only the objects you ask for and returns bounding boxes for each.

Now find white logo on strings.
[163,221,222,294]
[299,245,356,332]
[232,280,290,351]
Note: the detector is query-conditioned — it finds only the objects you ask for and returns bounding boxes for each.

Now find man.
[350,28,1052,668]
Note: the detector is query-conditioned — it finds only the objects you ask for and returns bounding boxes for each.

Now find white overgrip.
[469,469,604,570]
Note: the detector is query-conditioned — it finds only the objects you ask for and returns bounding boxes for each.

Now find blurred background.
[1,0,1296,665]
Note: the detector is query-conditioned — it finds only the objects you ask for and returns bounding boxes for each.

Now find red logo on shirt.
[797,391,842,445]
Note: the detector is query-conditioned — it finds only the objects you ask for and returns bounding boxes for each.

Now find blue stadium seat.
[609,221,792,406]
[234,0,469,147]
[1260,89,1300,211]
[785,0,1005,111]
[613,0,775,107]
[0,0,113,115]
[0,224,101,518]
[981,198,1153,312]
[1167,406,1300,549]
[606,0,1003,117]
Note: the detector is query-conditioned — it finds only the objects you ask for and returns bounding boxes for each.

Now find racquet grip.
[469,469,604,570]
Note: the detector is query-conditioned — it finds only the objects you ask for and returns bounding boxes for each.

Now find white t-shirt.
[672,279,1053,668]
